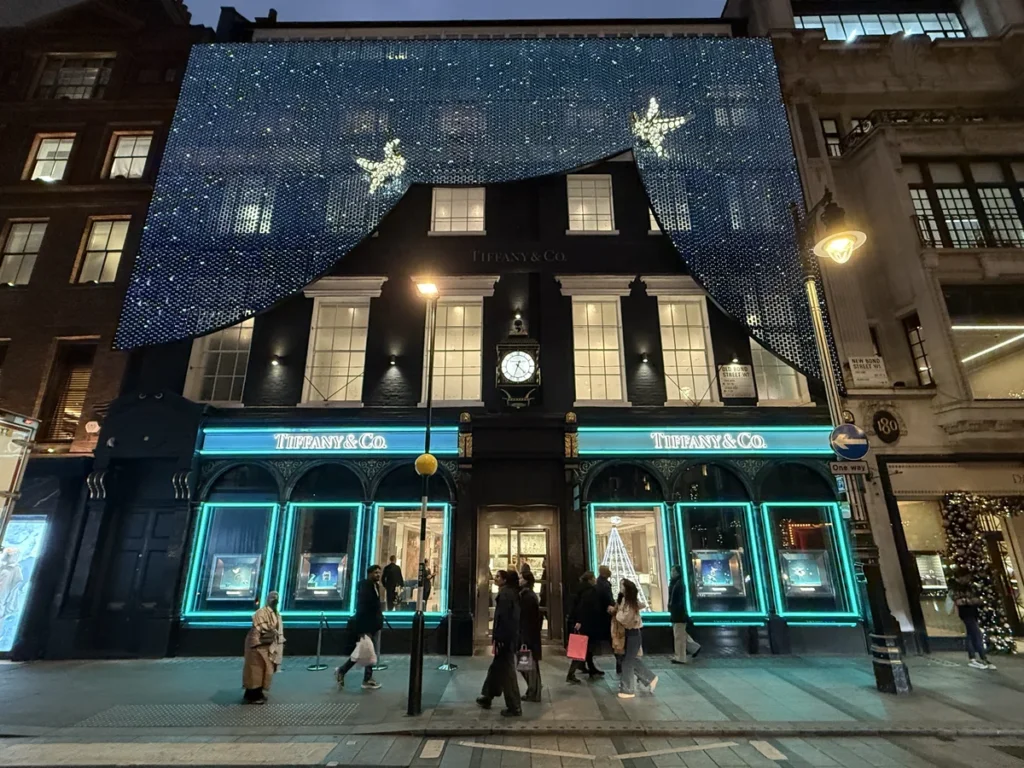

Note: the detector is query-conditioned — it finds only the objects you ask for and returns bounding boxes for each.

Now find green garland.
[941,493,1024,654]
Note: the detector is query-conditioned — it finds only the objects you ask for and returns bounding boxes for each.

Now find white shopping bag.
[350,635,378,667]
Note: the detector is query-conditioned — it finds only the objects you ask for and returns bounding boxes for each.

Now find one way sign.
[830,423,869,461]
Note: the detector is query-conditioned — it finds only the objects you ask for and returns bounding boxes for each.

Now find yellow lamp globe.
[813,229,867,265]
[414,453,438,477]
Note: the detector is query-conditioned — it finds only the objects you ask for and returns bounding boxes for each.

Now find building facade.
[0,0,209,657]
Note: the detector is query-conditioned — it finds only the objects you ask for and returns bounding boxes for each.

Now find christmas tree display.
[941,492,1024,654]
[601,526,651,611]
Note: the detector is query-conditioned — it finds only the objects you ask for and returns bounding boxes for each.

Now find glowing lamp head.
[416,282,438,297]
[812,198,867,265]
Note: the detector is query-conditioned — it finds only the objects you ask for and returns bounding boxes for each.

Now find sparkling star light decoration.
[630,97,691,157]
[356,138,406,193]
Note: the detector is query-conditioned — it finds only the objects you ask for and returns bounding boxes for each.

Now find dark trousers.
[483,647,522,712]
[339,658,374,682]
[963,615,988,660]
[568,646,599,677]
[519,658,542,701]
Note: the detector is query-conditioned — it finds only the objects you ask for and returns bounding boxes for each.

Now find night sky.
[187,0,726,28]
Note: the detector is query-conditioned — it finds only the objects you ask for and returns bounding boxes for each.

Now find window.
[820,119,841,158]
[105,133,153,179]
[658,298,714,404]
[795,13,966,41]
[571,299,625,402]
[905,160,1024,249]
[303,301,369,404]
[648,208,660,233]
[567,175,616,233]
[902,312,934,386]
[40,341,96,442]
[0,221,46,286]
[183,318,254,403]
[944,285,1024,399]
[750,339,810,404]
[219,176,275,234]
[77,219,128,283]
[27,135,74,181]
[430,187,485,233]
[590,505,667,612]
[279,503,361,615]
[373,504,449,613]
[428,302,483,402]
[35,55,114,99]
[899,500,961,637]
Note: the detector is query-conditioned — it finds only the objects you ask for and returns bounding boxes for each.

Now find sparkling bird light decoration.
[630,97,691,157]
[356,138,406,193]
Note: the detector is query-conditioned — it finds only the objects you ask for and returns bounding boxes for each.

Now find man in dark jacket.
[567,571,606,683]
[381,556,403,610]
[669,564,700,664]
[478,569,522,716]
[519,571,543,702]
[336,565,384,689]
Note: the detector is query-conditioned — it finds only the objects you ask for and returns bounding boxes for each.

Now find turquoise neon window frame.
[276,502,364,619]
[759,502,861,622]
[368,501,451,617]
[181,502,282,621]
[674,502,769,622]
[586,502,671,620]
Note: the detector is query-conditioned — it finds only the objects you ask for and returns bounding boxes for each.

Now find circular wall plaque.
[872,410,901,444]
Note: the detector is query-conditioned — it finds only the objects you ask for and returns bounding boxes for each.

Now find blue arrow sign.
[830,424,869,461]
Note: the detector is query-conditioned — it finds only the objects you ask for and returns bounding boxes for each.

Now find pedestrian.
[519,570,543,702]
[423,567,433,606]
[566,571,605,683]
[594,565,616,666]
[669,565,700,664]
[242,591,284,704]
[611,579,658,699]
[950,572,996,670]
[336,564,384,689]
[382,555,403,611]
[478,569,523,716]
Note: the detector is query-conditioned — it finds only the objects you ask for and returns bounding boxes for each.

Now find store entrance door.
[475,506,562,647]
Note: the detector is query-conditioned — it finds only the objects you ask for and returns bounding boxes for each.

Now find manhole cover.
[74,702,357,728]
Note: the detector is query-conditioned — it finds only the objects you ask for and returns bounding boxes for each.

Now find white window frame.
[749,338,812,407]
[644,276,719,407]
[428,186,486,235]
[25,134,75,182]
[76,217,129,284]
[648,208,661,235]
[566,174,618,235]
[299,276,386,407]
[559,275,632,406]
[104,131,154,179]
[0,220,47,286]
[416,275,497,408]
[183,318,255,406]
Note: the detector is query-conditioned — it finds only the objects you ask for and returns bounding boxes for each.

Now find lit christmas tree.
[601,524,651,611]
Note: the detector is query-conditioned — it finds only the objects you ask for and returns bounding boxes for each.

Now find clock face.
[500,350,537,384]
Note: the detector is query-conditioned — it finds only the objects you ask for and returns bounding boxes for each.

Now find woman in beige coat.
[242,591,285,704]
[610,580,658,699]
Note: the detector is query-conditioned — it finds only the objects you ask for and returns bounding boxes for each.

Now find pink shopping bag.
[567,632,589,661]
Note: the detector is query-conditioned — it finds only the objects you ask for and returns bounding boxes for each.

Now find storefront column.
[561,413,584,636]
[449,414,475,655]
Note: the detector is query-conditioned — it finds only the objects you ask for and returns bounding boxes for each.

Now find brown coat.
[242,606,284,691]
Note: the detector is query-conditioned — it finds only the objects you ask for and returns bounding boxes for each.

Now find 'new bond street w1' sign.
[199,426,459,456]
[577,427,833,456]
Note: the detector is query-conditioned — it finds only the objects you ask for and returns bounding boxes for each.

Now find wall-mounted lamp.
[389,355,397,366]
[731,356,739,364]
[641,353,649,364]
[270,356,281,367]
[514,311,522,321]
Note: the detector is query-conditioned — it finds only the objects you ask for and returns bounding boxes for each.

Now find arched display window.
[277,463,367,618]
[672,463,768,623]
[585,462,669,616]
[371,463,452,616]
[758,462,859,622]
[183,463,281,620]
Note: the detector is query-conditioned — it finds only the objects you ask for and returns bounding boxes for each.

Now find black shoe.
[615,665,622,675]
[476,696,492,710]
[501,708,522,717]
[566,676,582,685]
[588,669,605,678]
[691,647,701,659]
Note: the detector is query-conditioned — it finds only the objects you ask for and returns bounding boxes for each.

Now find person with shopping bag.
[477,569,522,716]
[566,571,604,683]
[518,570,543,702]
[335,564,384,690]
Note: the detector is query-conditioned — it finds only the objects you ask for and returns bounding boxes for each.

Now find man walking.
[382,555,404,611]
[477,569,523,716]
[519,571,543,702]
[669,565,700,663]
[336,564,384,689]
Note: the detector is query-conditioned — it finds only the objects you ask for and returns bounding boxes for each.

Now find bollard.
[438,608,458,671]
[307,612,329,671]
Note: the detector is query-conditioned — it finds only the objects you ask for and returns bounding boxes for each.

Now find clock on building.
[496,318,541,408]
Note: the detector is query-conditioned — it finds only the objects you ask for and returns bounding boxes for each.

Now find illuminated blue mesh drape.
[116,37,824,377]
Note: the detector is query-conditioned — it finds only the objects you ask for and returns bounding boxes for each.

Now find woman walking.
[611,579,658,699]
[566,571,604,683]
[242,591,285,704]
[519,570,543,701]
[950,572,996,670]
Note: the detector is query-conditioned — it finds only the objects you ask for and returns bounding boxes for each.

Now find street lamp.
[792,190,911,696]
[408,278,439,716]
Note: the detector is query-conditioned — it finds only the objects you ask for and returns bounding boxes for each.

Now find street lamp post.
[408,280,439,716]
[792,191,912,695]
